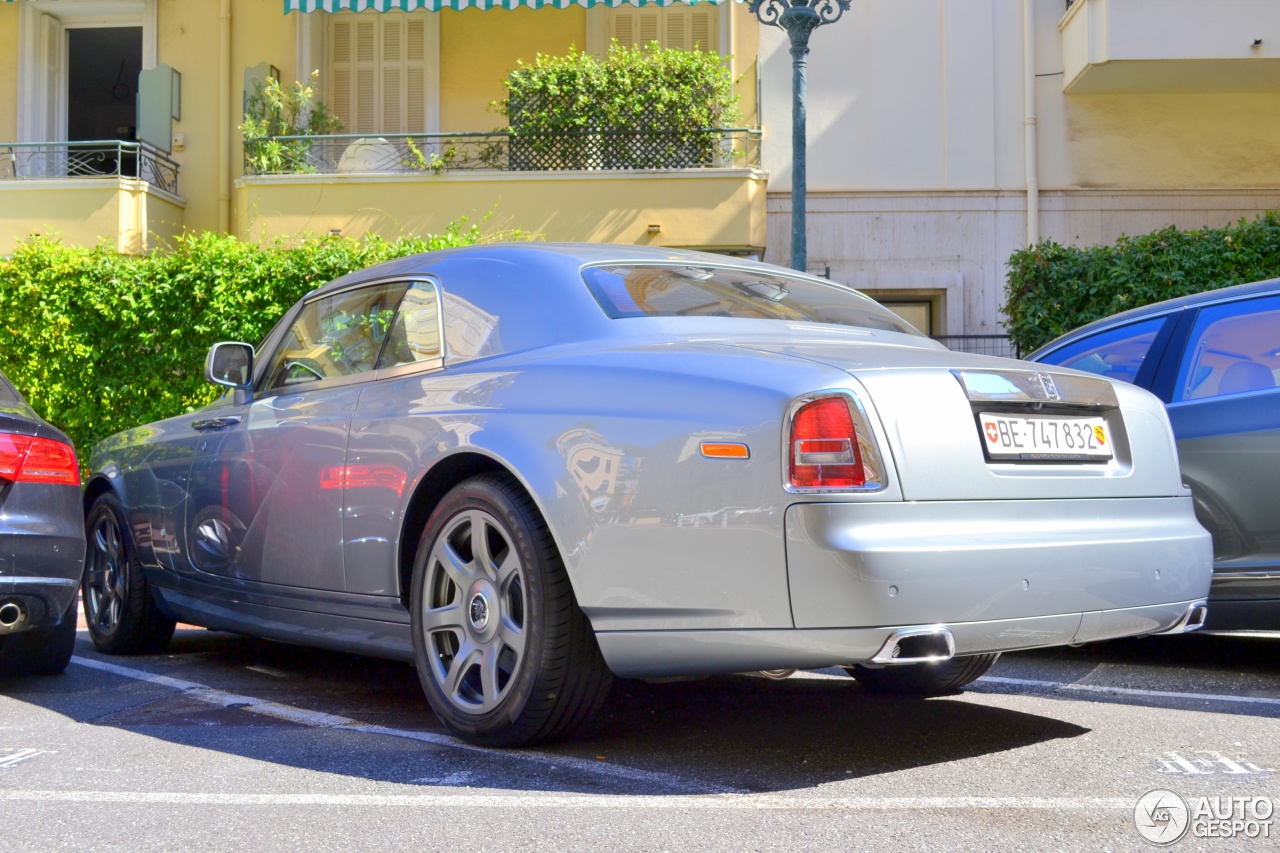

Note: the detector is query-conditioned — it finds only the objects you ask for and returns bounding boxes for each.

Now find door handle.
[191,416,243,431]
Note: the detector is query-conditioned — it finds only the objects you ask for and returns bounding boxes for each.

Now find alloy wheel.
[420,509,527,715]
[85,509,127,636]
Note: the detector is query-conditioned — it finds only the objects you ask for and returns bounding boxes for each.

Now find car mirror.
[205,342,254,390]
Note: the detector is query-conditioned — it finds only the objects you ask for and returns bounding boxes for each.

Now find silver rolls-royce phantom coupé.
[83,244,1212,745]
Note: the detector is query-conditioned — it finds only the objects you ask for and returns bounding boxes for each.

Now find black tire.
[0,595,78,676]
[83,492,175,655]
[845,653,1000,695]
[410,473,612,746]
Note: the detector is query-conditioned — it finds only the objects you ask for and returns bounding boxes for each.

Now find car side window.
[261,282,409,392]
[1173,294,1280,403]
[1035,317,1166,385]
[376,280,442,369]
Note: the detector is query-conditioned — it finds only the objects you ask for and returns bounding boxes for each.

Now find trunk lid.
[723,339,1187,501]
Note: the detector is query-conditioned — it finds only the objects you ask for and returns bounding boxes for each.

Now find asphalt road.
[0,626,1277,852]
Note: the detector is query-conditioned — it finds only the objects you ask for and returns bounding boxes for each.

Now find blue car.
[1029,279,1280,630]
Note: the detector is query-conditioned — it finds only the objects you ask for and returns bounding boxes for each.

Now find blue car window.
[1035,317,1166,385]
[1173,294,1280,403]
[261,282,409,392]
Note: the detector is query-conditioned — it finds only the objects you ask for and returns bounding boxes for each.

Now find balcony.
[236,129,767,255]
[0,141,184,256]
[1060,0,1280,94]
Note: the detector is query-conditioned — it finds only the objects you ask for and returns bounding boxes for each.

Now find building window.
[327,12,435,135]
[607,5,718,52]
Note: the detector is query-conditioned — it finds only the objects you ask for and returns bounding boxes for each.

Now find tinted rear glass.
[583,265,923,336]
[0,372,17,402]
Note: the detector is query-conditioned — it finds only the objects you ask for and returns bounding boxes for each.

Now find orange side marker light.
[700,442,750,460]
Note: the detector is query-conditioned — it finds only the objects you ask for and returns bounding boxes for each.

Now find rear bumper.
[597,598,1206,677]
[0,490,86,632]
[595,496,1214,676]
[785,496,1212,628]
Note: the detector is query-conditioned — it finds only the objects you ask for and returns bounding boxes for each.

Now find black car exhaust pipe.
[0,601,25,629]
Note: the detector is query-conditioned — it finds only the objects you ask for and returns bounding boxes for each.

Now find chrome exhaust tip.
[869,625,956,665]
[0,601,24,629]
[1156,601,1209,635]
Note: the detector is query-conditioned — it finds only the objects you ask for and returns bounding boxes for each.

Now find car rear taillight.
[789,396,865,489]
[0,434,80,486]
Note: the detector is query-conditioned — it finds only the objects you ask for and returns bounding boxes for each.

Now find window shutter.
[691,9,715,52]
[328,13,429,135]
[406,17,427,132]
[354,18,376,132]
[606,7,717,53]
[665,13,688,51]
[330,19,352,130]
[612,11,635,48]
[637,10,660,47]
[382,20,402,132]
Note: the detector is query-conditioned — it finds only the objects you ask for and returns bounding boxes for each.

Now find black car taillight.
[0,434,80,486]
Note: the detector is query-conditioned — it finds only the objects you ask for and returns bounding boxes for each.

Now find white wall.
[759,0,1280,334]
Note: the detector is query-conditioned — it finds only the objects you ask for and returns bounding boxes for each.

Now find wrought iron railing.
[932,334,1021,359]
[242,129,763,176]
[0,140,180,195]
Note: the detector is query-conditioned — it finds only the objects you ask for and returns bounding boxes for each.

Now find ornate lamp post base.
[751,0,850,272]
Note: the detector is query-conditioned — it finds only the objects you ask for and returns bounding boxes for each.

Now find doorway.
[16,1,157,147]
[67,27,142,177]
[67,27,142,144]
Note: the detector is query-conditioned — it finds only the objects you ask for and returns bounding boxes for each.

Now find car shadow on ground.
[0,629,1092,795]
[985,633,1280,720]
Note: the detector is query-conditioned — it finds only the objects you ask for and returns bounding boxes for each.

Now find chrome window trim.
[781,387,889,495]
[375,356,446,382]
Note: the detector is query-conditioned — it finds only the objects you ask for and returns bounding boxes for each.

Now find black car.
[0,369,84,674]
[1029,279,1280,630]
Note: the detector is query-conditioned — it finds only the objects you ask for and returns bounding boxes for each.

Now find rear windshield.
[0,372,18,403]
[582,265,922,336]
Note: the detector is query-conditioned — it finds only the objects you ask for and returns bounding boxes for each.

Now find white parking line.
[974,675,1280,708]
[0,789,1145,811]
[70,656,740,794]
[0,749,50,769]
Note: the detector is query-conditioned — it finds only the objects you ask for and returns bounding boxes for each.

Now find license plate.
[978,412,1112,461]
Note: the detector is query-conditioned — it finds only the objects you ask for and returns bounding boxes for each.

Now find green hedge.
[0,226,480,457]
[1004,212,1280,354]
[497,43,740,134]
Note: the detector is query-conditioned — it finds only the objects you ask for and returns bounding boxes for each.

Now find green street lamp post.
[750,0,851,272]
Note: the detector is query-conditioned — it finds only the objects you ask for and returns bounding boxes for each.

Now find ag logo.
[1134,789,1190,845]
[984,422,999,443]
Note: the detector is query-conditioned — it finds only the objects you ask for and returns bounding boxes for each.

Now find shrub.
[0,225,480,457]
[241,72,343,174]
[1004,212,1280,354]
[495,43,740,169]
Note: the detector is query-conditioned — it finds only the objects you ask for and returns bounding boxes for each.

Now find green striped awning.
[285,0,729,11]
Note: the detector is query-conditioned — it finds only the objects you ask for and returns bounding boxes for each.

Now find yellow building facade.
[0,0,764,256]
